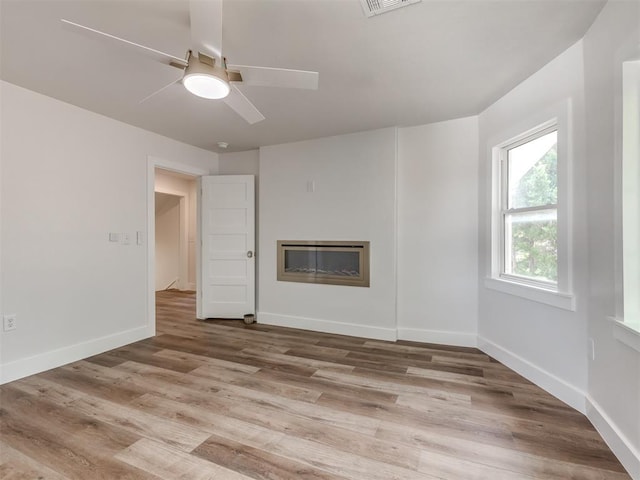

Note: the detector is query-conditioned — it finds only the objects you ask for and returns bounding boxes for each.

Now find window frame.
[611,56,640,352]
[621,59,640,332]
[486,102,575,311]
[499,124,559,289]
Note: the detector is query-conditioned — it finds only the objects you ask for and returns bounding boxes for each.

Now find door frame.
[147,156,209,335]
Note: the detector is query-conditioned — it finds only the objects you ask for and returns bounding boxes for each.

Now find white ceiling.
[1,0,605,153]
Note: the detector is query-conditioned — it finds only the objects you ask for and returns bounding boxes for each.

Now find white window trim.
[613,56,640,339]
[486,100,575,311]
[485,277,575,310]
[609,317,640,353]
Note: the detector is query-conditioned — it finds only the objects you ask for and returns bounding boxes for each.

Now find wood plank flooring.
[0,290,631,479]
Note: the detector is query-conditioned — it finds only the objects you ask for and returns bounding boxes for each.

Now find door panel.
[197,175,255,319]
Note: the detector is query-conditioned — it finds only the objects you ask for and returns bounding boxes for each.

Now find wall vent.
[360,0,421,17]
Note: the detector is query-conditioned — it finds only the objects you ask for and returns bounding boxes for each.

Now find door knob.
[247,251,253,258]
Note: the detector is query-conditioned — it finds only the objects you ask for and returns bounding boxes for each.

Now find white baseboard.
[477,335,586,413]
[397,327,477,347]
[0,325,153,385]
[587,396,640,480]
[257,312,397,341]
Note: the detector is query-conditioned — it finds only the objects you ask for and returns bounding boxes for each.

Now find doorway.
[147,157,209,334]
[155,192,182,291]
[154,168,198,328]
[154,169,198,293]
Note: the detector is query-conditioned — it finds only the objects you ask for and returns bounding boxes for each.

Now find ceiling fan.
[60,0,319,124]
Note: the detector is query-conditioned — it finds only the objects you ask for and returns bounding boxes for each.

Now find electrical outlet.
[306,180,315,192]
[3,314,17,332]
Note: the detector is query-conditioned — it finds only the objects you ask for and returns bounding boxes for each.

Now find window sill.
[484,277,576,311]
[608,317,640,353]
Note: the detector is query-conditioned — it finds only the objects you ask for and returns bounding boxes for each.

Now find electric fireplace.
[277,240,370,287]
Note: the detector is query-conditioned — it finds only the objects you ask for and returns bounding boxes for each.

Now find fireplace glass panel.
[285,250,361,277]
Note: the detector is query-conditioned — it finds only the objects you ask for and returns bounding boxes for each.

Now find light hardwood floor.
[0,290,631,479]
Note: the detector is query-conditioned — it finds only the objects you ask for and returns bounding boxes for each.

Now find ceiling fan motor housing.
[183,57,231,99]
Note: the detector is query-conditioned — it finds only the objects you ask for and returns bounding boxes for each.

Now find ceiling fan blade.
[226,65,319,90]
[61,19,188,69]
[223,84,265,125]
[139,77,182,104]
[189,0,223,62]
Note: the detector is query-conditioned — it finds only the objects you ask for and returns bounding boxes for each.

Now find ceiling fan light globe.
[183,73,230,99]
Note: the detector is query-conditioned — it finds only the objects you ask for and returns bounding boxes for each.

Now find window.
[621,59,640,333]
[501,127,558,286]
[610,57,640,351]
[487,110,574,311]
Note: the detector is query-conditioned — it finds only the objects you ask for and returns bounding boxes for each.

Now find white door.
[197,175,255,319]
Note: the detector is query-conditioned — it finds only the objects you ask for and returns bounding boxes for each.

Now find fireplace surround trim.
[277,240,370,287]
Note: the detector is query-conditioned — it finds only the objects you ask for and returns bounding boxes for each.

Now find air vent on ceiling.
[360,0,421,17]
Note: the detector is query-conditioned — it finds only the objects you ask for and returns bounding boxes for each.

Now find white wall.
[219,150,260,176]
[477,41,590,410]
[397,117,479,347]
[257,121,480,344]
[583,1,640,477]
[0,81,218,383]
[155,193,181,291]
[477,4,640,475]
[258,128,398,340]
